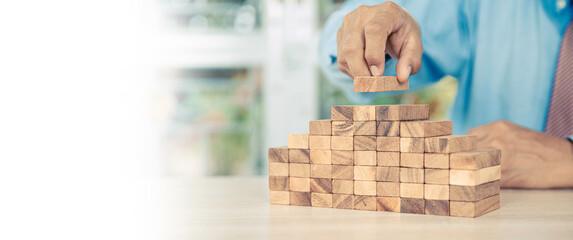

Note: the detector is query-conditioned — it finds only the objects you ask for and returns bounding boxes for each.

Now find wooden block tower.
[268,76,501,217]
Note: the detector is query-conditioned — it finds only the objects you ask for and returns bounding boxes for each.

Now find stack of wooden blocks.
[268,104,501,217]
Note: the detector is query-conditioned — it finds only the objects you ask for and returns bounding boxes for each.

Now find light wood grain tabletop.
[158,177,573,240]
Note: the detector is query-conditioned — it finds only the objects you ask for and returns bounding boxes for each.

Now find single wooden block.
[354,136,376,151]
[289,163,310,178]
[425,200,449,216]
[310,150,332,164]
[310,178,332,193]
[309,136,331,150]
[288,134,309,149]
[332,179,354,194]
[332,121,354,136]
[332,194,354,209]
[375,105,430,121]
[269,191,290,205]
[269,162,288,176]
[400,198,425,214]
[354,166,377,181]
[354,151,376,166]
[311,193,333,208]
[309,119,332,136]
[289,177,310,192]
[331,106,353,121]
[376,121,400,136]
[400,120,453,138]
[424,153,449,169]
[400,183,424,198]
[450,180,500,202]
[377,197,400,212]
[450,149,501,170]
[289,149,310,164]
[400,168,424,183]
[354,121,377,136]
[311,164,332,179]
[400,153,424,168]
[377,152,400,167]
[354,76,408,92]
[450,194,500,218]
[331,150,353,165]
[353,105,376,121]
[425,135,478,153]
[269,176,289,191]
[400,138,424,153]
[425,169,449,184]
[290,191,311,206]
[354,181,377,196]
[268,147,288,163]
[332,165,354,180]
[376,166,400,182]
[424,184,449,200]
[354,195,377,211]
[450,165,501,186]
[377,181,400,197]
[331,136,353,150]
[376,137,400,151]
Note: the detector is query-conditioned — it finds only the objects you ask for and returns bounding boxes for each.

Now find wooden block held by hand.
[354,181,377,196]
[332,121,354,136]
[450,194,500,218]
[331,136,353,150]
[333,194,354,209]
[354,195,377,211]
[377,197,401,212]
[425,135,477,153]
[376,121,400,136]
[354,136,376,151]
[376,137,400,152]
[288,134,309,149]
[332,150,353,165]
[400,138,425,153]
[450,165,501,186]
[268,147,288,163]
[269,176,289,191]
[450,149,501,170]
[450,180,500,201]
[332,179,354,194]
[331,106,353,121]
[425,200,449,216]
[269,191,289,205]
[309,120,332,136]
[400,198,425,214]
[290,191,311,206]
[354,76,408,92]
[375,105,430,121]
[311,193,333,208]
[354,121,376,136]
[400,120,453,137]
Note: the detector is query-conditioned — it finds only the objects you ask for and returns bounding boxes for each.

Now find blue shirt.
[319,0,573,134]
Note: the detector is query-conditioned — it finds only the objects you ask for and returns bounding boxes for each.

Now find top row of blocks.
[331,105,430,121]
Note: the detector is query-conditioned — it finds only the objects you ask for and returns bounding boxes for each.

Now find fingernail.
[370,65,381,76]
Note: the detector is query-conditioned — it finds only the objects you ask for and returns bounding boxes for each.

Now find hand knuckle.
[341,42,358,55]
[381,1,399,10]
[364,22,385,35]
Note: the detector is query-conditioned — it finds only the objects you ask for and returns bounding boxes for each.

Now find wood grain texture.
[268,147,288,163]
[425,200,449,216]
[289,177,310,192]
[400,120,453,137]
[309,120,332,136]
[332,165,354,180]
[400,168,424,183]
[400,183,424,198]
[450,194,500,218]
[450,165,501,186]
[450,180,500,202]
[376,137,400,151]
[332,121,354,136]
[353,105,376,121]
[354,166,377,181]
[310,178,332,193]
[354,76,408,92]
[400,198,425,214]
[354,121,377,136]
[377,197,401,212]
[331,106,353,121]
[311,164,332,179]
[377,181,400,197]
[375,105,430,121]
[332,179,353,194]
[332,194,354,209]
[354,136,376,151]
[354,151,376,166]
[376,121,400,136]
[310,150,331,164]
[269,176,289,191]
[289,191,311,206]
[376,166,400,182]
[311,193,333,208]
[331,150,353,165]
[450,149,501,170]
[425,169,449,184]
[377,152,400,167]
[331,136,353,150]
[354,195,377,211]
[424,153,449,169]
[309,136,330,150]
[289,149,310,164]
[288,134,309,149]
[269,191,289,205]
[289,163,310,177]
[268,162,288,176]
[354,181,377,196]
[400,153,424,168]
[400,137,425,153]
[424,184,449,200]
[424,135,477,153]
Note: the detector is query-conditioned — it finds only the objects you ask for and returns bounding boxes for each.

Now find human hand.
[336,1,423,82]
[467,121,573,189]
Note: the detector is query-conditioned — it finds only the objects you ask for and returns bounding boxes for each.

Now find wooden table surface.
[158,177,573,240]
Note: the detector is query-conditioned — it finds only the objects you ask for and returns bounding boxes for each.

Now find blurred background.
[153,0,458,177]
